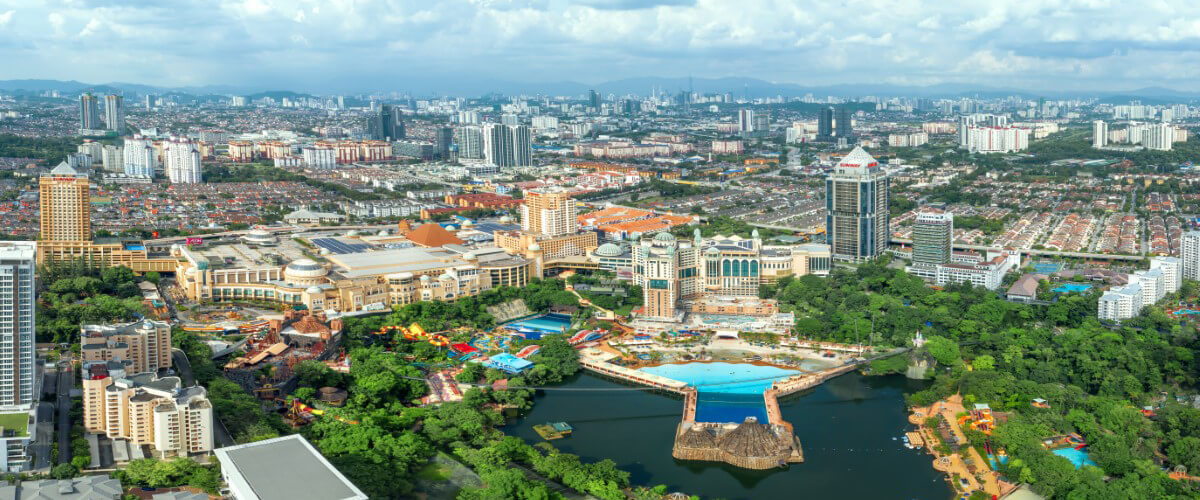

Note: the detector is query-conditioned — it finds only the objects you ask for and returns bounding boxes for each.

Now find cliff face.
[906,350,934,379]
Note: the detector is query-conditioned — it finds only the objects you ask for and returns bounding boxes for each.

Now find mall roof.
[327,247,467,278]
[214,434,368,500]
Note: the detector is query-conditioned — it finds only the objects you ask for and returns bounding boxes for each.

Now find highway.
[889,237,1147,262]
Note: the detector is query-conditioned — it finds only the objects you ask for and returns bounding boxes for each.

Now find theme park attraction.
[373,322,450,347]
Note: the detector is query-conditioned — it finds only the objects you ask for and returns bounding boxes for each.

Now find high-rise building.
[500,114,519,126]
[123,135,157,177]
[301,146,336,170]
[483,124,531,167]
[0,242,36,409]
[1182,231,1200,281]
[435,127,453,160]
[163,137,202,184]
[911,209,953,274]
[79,93,101,131]
[817,107,834,140]
[144,94,156,110]
[82,367,212,456]
[825,147,890,262]
[455,126,485,159]
[1143,122,1173,151]
[104,94,125,133]
[958,114,1007,147]
[588,90,600,110]
[738,109,755,134]
[836,106,853,138]
[633,232,700,320]
[101,145,123,172]
[1092,120,1108,148]
[40,163,91,241]
[1151,256,1182,294]
[963,126,1030,153]
[521,188,578,237]
[77,141,103,161]
[80,320,172,375]
[457,110,480,124]
[367,104,405,141]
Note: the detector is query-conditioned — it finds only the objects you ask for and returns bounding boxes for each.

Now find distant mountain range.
[2,77,1198,102]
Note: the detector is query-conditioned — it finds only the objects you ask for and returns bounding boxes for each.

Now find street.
[56,362,72,465]
[172,349,234,448]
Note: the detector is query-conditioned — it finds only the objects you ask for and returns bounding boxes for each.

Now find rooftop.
[214,434,368,500]
[327,246,469,278]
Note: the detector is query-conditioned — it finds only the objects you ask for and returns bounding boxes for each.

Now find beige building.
[497,187,599,263]
[172,236,534,312]
[81,320,172,375]
[521,188,578,237]
[82,365,213,457]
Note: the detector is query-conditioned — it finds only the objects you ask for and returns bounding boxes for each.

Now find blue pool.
[504,313,572,338]
[1174,309,1200,316]
[1053,447,1097,469]
[1052,283,1093,293]
[640,363,802,423]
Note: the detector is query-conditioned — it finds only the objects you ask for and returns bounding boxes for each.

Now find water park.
[501,312,573,339]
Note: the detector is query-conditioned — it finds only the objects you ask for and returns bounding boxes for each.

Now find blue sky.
[1,0,1199,92]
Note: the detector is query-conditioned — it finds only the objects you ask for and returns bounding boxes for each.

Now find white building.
[1151,256,1182,294]
[934,252,1017,291]
[164,137,203,184]
[1128,268,1165,309]
[531,116,559,131]
[301,146,336,170]
[1144,122,1174,151]
[455,126,485,159]
[483,124,532,167]
[964,126,1030,153]
[0,242,37,472]
[215,435,368,500]
[123,135,157,177]
[712,140,744,154]
[888,132,929,148]
[101,144,123,172]
[958,114,1007,146]
[1092,120,1108,148]
[1099,283,1142,322]
[1183,231,1200,281]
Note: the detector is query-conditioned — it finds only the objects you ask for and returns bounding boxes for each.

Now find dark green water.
[506,371,954,500]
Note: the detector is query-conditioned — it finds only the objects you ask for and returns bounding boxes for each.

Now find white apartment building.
[301,146,336,170]
[1092,120,1108,148]
[1099,283,1142,322]
[888,132,929,148]
[163,137,202,184]
[958,114,1007,146]
[934,252,1017,291]
[123,136,157,177]
[1183,231,1200,281]
[531,116,559,131]
[0,242,36,472]
[1151,256,1182,294]
[963,126,1030,153]
[455,126,485,159]
[712,140,744,154]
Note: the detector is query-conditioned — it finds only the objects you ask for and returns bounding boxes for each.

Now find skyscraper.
[367,104,405,141]
[104,94,125,133]
[144,94,156,110]
[79,93,101,131]
[483,124,532,167]
[836,106,853,139]
[825,147,890,262]
[738,109,755,135]
[40,163,91,241]
[911,209,953,277]
[102,145,123,172]
[1092,120,1108,148]
[163,137,202,184]
[521,188,578,236]
[589,90,600,110]
[817,107,834,140]
[0,242,36,410]
[435,127,453,160]
[1182,231,1200,281]
[455,126,485,159]
[123,135,157,177]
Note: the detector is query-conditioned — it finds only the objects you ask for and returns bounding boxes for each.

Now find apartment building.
[80,320,172,375]
[82,365,213,457]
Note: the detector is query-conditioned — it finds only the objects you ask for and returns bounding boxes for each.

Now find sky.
[2,0,1200,94]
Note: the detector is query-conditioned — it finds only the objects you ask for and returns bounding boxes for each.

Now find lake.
[505,370,953,499]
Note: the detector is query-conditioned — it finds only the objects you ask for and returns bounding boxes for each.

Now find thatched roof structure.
[717,418,788,458]
[672,417,802,470]
[677,426,717,448]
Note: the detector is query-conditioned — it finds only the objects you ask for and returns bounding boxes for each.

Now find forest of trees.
[36,264,150,344]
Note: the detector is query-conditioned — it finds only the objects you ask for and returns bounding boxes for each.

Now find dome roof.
[438,272,453,280]
[377,230,389,236]
[705,246,720,255]
[285,259,327,278]
[595,243,623,257]
[654,232,676,242]
[420,274,431,282]
[445,225,457,231]
[346,230,360,237]
[529,243,541,252]
[305,285,324,294]
[462,252,476,260]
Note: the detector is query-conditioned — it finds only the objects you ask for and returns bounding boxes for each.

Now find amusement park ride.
[373,322,450,347]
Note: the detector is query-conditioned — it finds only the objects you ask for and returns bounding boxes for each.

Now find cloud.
[1,0,1200,92]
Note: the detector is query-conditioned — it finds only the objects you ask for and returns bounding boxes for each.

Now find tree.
[972,355,996,371]
[924,335,961,366]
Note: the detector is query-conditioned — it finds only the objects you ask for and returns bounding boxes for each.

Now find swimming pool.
[1052,283,1093,293]
[640,362,803,423]
[1052,447,1097,469]
[504,313,572,335]
[1174,309,1200,316]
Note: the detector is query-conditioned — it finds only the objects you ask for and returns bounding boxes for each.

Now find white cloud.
[0,9,14,27]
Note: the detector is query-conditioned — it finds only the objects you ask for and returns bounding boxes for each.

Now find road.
[172,349,234,448]
[55,362,72,465]
[889,237,1146,261]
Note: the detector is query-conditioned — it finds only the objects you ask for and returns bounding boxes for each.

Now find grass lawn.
[0,411,29,437]
[614,304,635,317]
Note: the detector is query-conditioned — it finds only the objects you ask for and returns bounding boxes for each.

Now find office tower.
[483,124,532,167]
[456,126,485,159]
[102,145,123,172]
[1183,231,1200,281]
[738,109,755,134]
[521,188,578,236]
[104,94,125,133]
[0,242,36,410]
[123,136,157,177]
[836,106,853,138]
[144,94,155,109]
[817,107,834,140]
[79,93,101,130]
[40,163,91,241]
[1092,120,1108,148]
[589,90,600,110]
[1151,256,1182,294]
[825,147,890,262]
[163,137,202,184]
[367,104,405,141]
[912,209,953,268]
[435,127,453,160]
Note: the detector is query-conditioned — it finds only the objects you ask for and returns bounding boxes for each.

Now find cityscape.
[4,2,1200,500]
